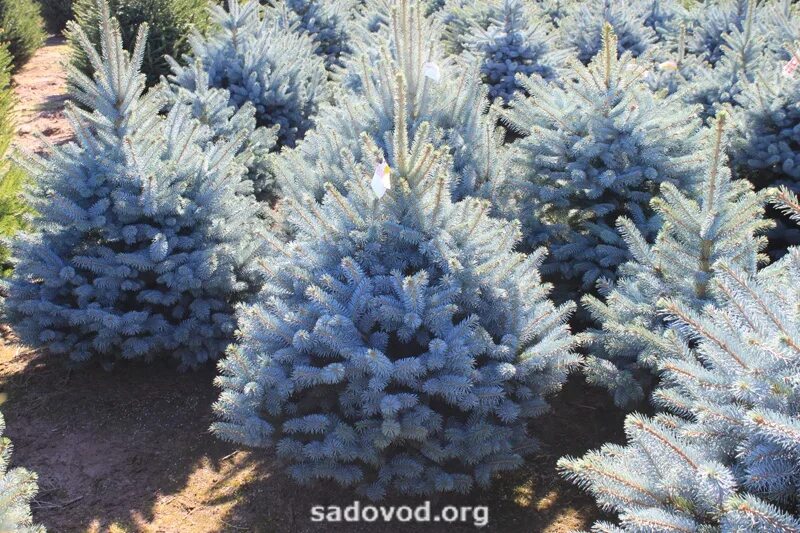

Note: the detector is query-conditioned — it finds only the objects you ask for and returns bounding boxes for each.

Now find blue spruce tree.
[686,0,749,66]
[683,2,767,122]
[654,255,799,519]
[0,411,43,533]
[4,8,264,367]
[168,0,328,149]
[421,0,445,16]
[437,0,501,56]
[464,0,568,103]
[651,187,800,519]
[733,52,800,257]
[280,0,357,70]
[560,0,657,65]
[635,0,687,45]
[581,115,771,407]
[499,24,702,290]
[276,0,507,205]
[212,69,580,500]
[559,413,800,531]
[534,0,570,28]
[643,25,704,97]
[165,62,278,201]
[346,0,395,37]
[686,0,799,65]
[755,0,799,63]
[559,187,800,531]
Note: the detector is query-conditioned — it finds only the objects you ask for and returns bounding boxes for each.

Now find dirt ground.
[12,36,73,155]
[2,33,628,533]
[0,337,626,533]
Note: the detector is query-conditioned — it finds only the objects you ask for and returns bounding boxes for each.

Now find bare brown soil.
[2,36,628,533]
[0,337,626,533]
[12,36,73,155]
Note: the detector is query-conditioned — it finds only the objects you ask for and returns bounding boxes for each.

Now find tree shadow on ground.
[0,341,234,531]
[0,338,628,533]
[208,375,630,533]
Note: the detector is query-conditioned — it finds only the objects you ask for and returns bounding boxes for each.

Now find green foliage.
[0,43,29,276]
[0,411,43,533]
[36,0,74,33]
[0,44,15,170]
[0,167,28,276]
[0,0,46,70]
[69,0,211,84]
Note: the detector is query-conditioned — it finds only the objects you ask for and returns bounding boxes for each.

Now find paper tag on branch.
[371,161,391,198]
[783,56,799,77]
[658,60,679,72]
[423,62,441,82]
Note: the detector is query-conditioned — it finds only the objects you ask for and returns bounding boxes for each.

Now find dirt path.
[12,36,72,154]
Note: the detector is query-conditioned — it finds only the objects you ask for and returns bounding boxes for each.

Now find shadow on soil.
[1,345,625,532]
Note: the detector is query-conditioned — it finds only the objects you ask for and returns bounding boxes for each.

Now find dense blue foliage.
[756,0,799,62]
[637,0,687,42]
[735,69,800,186]
[438,0,500,55]
[5,13,264,367]
[686,0,749,66]
[500,25,701,289]
[581,116,771,407]
[561,152,800,533]
[283,0,356,69]
[683,7,767,122]
[733,67,800,255]
[655,248,800,518]
[166,62,278,201]
[275,0,506,206]
[465,0,568,103]
[560,413,800,531]
[534,0,570,27]
[642,26,704,96]
[560,0,657,64]
[168,0,328,149]
[213,68,579,498]
[4,0,800,520]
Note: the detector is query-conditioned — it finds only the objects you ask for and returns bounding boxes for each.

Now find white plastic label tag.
[372,161,391,198]
[423,62,441,82]
[658,60,678,72]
